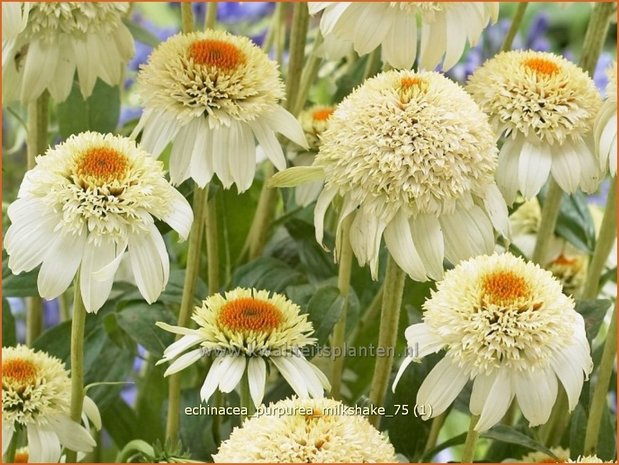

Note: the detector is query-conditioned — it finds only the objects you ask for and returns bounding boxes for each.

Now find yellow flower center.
[218,297,283,333]
[304,407,323,422]
[400,76,425,89]
[481,270,531,307]
[3,358,38,388]
[76,147,129,185]
[189,39,246,71]
[398,76,429,103]
[312,108,334,122]
[523,57,560,77]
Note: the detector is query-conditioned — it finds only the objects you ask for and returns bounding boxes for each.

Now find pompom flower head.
[309,2,499,70]
[594,61,617,176]
[393,253,593,432]
[132,29,307,192]
[2,2,134,104]
[4,132,193,313]
[272,70,509,281]
[2,345,100,463]
[467,50,602,203]
[212,397,397,463]
[156,288,329,407]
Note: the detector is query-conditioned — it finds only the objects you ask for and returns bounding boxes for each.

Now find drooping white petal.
[475,367,514,431]
[518,140,552,199]
[218,356,247,393]
[550,142,582,194]
[38,230,86,300]
[48,35,77,102]
[127,223,170,304]
[496,135,524,205]
[247,357,267,407]
[418,16,447,71]
[349,205,388,279]
[170,120,200,186]
[469,371,495,416]
[351,3,393,56]
[482,183,511,239]
[163,348,204,376]
[442,10,468,70]
[27,425,62,463]
[441,205,493,264]
[288,356,325,398]
[392,356,414,392]
[231,122,258,193]
[162,334,203,362]
[139,110,180,158]
[271,356,309,398]
[45,414,96,453]
[82,395,102,431]
[514,367,558,427]
[21,39,59,102]
[314,186,338,247]
[416,357,469,419]
[160,187,194,241]
[80,238,116,314]
[382,14,416,70]
[263,106,309,149]
[72,38,99,98]
[200,356,227,403]
[384,209,427,282]
[574,138,603,193]
[404,323,444,359]
[410,214,445,281]
[212,124,235,188]
[250,117,287,171]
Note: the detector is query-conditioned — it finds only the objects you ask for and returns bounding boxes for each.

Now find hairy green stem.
[65,275,87,463]
[293,32,324,116]
[501,3,529,52]
[532,180,563,265]
[205,194,220,295]
[165,187,207,443]
[330,216,354,399]
[461,415,480,463]
[204,2,217,30]
[181,2,194,33]
[368,257,406,427]
[239,370,255,420]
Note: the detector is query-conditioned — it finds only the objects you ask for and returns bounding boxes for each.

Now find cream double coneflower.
[309,2,499,70]
[133,30,307,192]
[2,345,100,463]
[213,397,397,463]
[2,2,134,104]
[594,61,617,177]
[393,253,593,432]
[157,288,329,407]
[272,70,509,281]
[467,51,602,203]
[4,132,193,313]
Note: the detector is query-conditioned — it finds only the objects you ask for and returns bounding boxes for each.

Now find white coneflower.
[2,2,134,104]
[594,61,617,177]
[293,105,335,207]
[156,288,329,407]
[4,132,193,313]
[308,2,499,70]
[212,397,397,463]
[393,253,593,432]
[467,51,602,203]
[271,70,509,281]
[519,447,571,463]
[2,345,100,463]
[132,30,307,192]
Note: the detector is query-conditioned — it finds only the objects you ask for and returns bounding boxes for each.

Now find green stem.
[284,3,309,113]
[58,290,70,322]
[293,32,324,116]
[65,275,87,463]
[275,3,286,66]
[532,180,563,265]
[239,369,254,420]
[205,193,220,295]
[363,49,381,80]
[165,187,207,443]
[579,2,615,76]
[368,257,406,427]
[330,215,354,399]
[247,165,278,260]
[501,3,529,52]
[582,177,617,299]
[584,308,617,455]
[539,389,568,445]
[180,2,194,33]
[26,92,48,346]
[261,3,281,53]
[4,426,21,463]
[348,284,384,344]
[423,412,446,457]
[204,2,217,30]
[461,415,480,463]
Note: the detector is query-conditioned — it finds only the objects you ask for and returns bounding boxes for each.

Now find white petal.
[496,136,524,205]
[156,321,197,336]
[127,223,170,304]
[288,356,325,398]
[442,11,468,70]
[140,111,180,158]
[164,348,204,376]
[314,186,338,247]
[349,205,388,279]
[38,231,86,300]
[271,356,309,398]
[45,414,96,453]
[80,238,116,314]
[160,187,194,241]
[416,357,469,419]
[162,334,203,361]
[200,356,226,403]
[72,38,99,98]
[27,425,62,463]
[382,14,416,69]
[212,124,234,188]
[82,395,102,431]
[483,183,511,239]
[263,106,308,149]
[475,367,514,431]
[441,205,493,264]
[250,119,287,171]
[190,119,214,188]
[48,35,76,102]
[599,114,617,169]
[518,140,552,199]
[218,356,247,393]
[514,367,558,427]
[469,371,495,416]
[230,123,257,193]
[418,18,446,71]
[392,356,414,392]
[384,209,427,282]
[352,3,393,55]
[21,39,59,102]
[551,142,582,194]
[247,357,267,407]
[170,120,199,186]
[574,138,603,193]
[410,214,445,281]
[404,323,444,359]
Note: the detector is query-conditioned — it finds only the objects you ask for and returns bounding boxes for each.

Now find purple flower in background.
[594,52,614,95]
[526,12,551,51]
[217,2,274,22]
[119,107,143,127]
[43,298,60,328]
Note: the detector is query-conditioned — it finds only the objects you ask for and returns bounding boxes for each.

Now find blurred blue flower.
[8,297,26,344]
[588,178,611,207]
[43,298,60,328]
[217,2,274,23]
[526,12,551,52]
[119,106,143,128]
[594,52,614,95]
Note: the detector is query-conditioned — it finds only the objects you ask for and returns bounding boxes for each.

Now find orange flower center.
[481,270,531,306]
[312,108,334,122]
[304,407,323,422]
[76,147,128,184]
[552,254,576,266]
[400,76,425,89]
[218,297,283,333]
[15,452,29,463]
[523,57,560,77]
[189,39,246,71]
[3,358,38,387]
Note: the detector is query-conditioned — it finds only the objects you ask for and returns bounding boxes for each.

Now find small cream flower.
[4,132,193,313]
[2,2,134,104]
[157,288,329,407]
[133,30,307,192]
[568,455,615,463]
[393,253,593,432]
[271,70,509,281]
[594,61,617,177]
[309,2,498,70]
[2,345,100,463]
[467,51,602,203]
[519,447,571,463]
[212,397,397,463]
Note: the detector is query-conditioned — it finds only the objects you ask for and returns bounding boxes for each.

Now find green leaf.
[481,425,560,459]
[2,298,17,346]
[116,302,177,358]
[2,252,39,297]
[569,403,587,458]
[421,433,467,461]
[285,219,337,281]
[576,299,612,343]
[304,286,344,347]
[101,397,141,448]
[57,79,120,139]
[123,18,160,47]
[231,257,305,293]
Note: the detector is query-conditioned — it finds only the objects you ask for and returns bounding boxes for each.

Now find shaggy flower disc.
[157,288,329,407]
[2,2,134,104]
[594,61,617,176]
[393,253,592,432]
[133,29,307,192]
[2,345,100,463]
[4,132,193,313]
[467,50,602,202]
[272,70,509,281]
[212,397,397,463]
[309,2,498,70]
